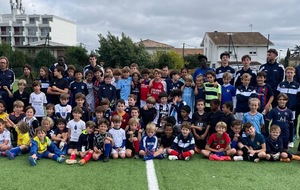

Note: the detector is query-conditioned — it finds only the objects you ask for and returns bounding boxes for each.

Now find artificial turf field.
[1,146,300,190]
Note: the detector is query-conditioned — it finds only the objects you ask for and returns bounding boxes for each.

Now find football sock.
[52,154,58,161]
[182,151,192,158]
[170,150,179,156]
[104,143,111,156]
[70,153,76,160]
[133,140,140,153]
[84,152,93,162]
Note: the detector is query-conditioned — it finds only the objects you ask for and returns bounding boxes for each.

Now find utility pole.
[182,43,185,57]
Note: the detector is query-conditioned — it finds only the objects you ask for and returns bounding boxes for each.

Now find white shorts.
[111,147,126,155]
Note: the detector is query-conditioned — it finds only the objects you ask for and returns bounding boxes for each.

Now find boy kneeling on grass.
[233,122,266,162]
[168,121,195,161]
[201,121,236,161]
[28,127,65,166]
[265,125,300,162]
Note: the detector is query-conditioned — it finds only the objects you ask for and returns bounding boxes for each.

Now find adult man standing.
[49,56,68,78]
[83,54,103,78]
[0,56,15,112]
[192,55,214,81]
[258,49,285,106]
[215,52,235,85]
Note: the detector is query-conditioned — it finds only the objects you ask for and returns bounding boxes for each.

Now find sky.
[1,0,300,58]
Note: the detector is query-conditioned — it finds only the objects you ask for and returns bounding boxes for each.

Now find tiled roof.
[135,39,173,48]
[173,48,203,55]
[202,32,273,46]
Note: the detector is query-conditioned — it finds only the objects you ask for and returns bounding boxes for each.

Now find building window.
[42,18,49,24]
[29,18,35,24]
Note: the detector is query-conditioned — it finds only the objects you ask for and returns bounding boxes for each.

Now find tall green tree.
[284,48,290,68]
[183,54,201,69]
[152,50,185,70]
[98,32,151,68]
[33,49,56,69]
[64,46,89,70]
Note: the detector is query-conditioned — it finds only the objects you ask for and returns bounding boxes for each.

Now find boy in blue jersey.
[234,55,257,88]
[234,122,266,162]
[93,118,113,162]
[139,122,163,161]
[98,73,117,109]
[276,67,300,148]
[168,121,195,160]
[117,67,132,106]
[265,93,294,150]
[69,69,88,107]
[255,71,274,115]
[221,72,236,111]
[215,52,235,85]
[265,125,300,162]
[235,73,257,120]
[28,127,65,166]
[165,70,184,95]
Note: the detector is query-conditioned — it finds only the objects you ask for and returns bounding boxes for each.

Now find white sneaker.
[289,142,294,148]
[185,156,190,161]
[233,156,243,161]
[65,159,77,165]
[168,155,178,160]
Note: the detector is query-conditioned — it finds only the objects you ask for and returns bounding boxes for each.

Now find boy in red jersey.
[201,121,236,161]
[140,68,151,108]
[111,99,130,131]
[149,69,167,102]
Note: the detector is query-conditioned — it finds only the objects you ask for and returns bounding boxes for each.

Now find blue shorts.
[37,151,51,159]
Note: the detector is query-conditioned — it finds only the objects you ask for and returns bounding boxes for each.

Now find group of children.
[1,53,300,166]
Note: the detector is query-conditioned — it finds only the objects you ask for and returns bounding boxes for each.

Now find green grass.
[0,156,148,190]
[155,153,300,190]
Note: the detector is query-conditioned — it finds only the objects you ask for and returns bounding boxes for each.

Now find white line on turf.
[146,160,159,190]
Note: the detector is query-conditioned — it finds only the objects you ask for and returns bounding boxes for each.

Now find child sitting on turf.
[22,106,39,138]
[125,118,143,158]
[265,93,294,151]
[201,121,236,161]
[28,127,65,166]
[5,120,30,159]
[55,93,72,121]
[66,106,86,164]
[93,118,113,162]
[77,121,96,165]
[228,120,243,151]
[109,115,126,159]
[0,118,11,154]
[168,121,195,161]
[74,93,90,122]
[139,122,164,161]
[51,118,68,154]
[160,122,175,157]
[8,100,25,145]
[192,99,210,154]
[41,117,54,139]
[234,122,266,162]
[265,125,300,162]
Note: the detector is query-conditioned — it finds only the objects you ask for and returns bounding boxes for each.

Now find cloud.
[1,0,299,52]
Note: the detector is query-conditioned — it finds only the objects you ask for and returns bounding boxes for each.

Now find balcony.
[0,31,11,36]
[13,31,25,36]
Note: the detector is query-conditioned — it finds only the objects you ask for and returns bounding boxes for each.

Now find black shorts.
[68,141,78,150]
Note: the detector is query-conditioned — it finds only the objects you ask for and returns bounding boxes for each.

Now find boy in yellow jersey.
[28,127,65,166]
[5,119,30,159]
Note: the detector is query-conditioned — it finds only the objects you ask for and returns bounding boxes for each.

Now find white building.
[201,31,273,70]
[0,0,76,47]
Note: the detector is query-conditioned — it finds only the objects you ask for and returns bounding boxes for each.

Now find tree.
[0,41,13,61]
[33,49,56,69]
[64,46,89,70]
[98,32,151,68]
[152,50,185,70]
[183,54,201,69]
[284,48,290,68]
